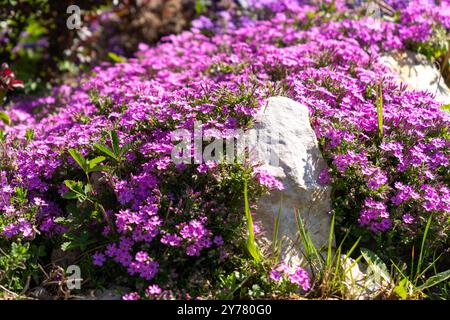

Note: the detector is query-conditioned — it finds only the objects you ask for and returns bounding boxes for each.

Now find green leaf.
[64,180,83,192]
[417,269,450,291]
[120,141,133,157]
[110,130,120,156]
[195,0,207,15]
[25,128,34,141]
[63,180,86,201]
[54,217,67,224]
[84,183,93,194]
[89,156,106,169]
[68,148,88,173]
[62,191,79,200]
[394,278,409,299]
[361,248,391,283]
[60,241,73,252]
[93,143,118,161]
[0,111,11,125]
[440,104,450,111]
[272,202,282,258]
[89,165,110,172]
[327,213,335,267]
[107,52,126,63]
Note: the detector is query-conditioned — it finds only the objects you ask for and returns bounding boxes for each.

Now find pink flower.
[269,269,282,281]
[122,292,140,300]
[135,251,150,263]
[288,267,311,292]
[161,233,182,247]
[145,284,162,296]
[402,214,415,225]
[253,167,284,190]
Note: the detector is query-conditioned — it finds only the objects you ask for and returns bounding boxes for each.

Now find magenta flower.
[122,292,140,300]
[145,284,162,297]
[269,269,282,282]
[402,214,415,225]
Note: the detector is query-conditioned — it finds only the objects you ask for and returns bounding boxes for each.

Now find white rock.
[341,255,390,300]
[253,96,332,266]
[380,51,450,105]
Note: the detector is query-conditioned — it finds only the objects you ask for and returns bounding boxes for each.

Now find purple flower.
[253,167,284,190]
[192,16,214,30]
[213,235,224,246]
[402,213,415,225]
[92,252,106,266]
[161,233,182,247]
[318,168,331,185]
[269,269,282,282]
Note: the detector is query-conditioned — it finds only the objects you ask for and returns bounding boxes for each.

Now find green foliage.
[409,26,449,61]
[107,52,126,63]
[215,270,248,300]
[195,0,207,15]
[389,217,450,299]
[0,0,111,92]
[60,148,112,252]
[0,111,11,125]
[25,128,34,142]
[297,212,366,298]
[93,130,132,165]
[271,204,283,263]
[0,242,45,293]
[68,148,109,181]
[440,104,450,112]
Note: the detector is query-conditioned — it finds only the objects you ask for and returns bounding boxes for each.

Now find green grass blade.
[376,81,384,140]
[416,216,432,278]
[243,179,261,263]
[326,214,335,267]
[272,201,282,258]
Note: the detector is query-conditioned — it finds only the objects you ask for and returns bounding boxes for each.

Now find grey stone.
[380,51,450,105]
[254,96,332,266]
[72,287,126,300]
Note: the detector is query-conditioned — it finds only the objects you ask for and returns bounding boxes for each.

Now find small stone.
[29,287,53,300]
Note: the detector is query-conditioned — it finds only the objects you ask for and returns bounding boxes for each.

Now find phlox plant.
[0,0,449,299]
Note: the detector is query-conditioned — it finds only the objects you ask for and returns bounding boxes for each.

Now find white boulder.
[253,96,332,266]
[380,51,450,105]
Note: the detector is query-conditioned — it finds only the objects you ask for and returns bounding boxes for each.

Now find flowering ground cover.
[1,0,450,300]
